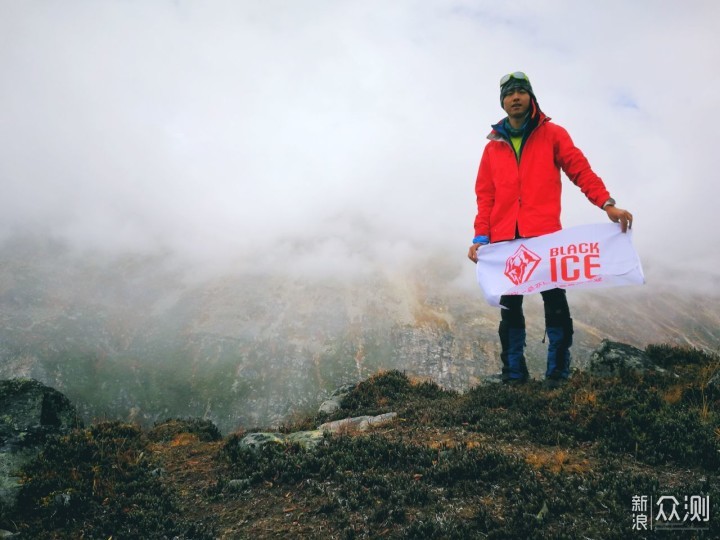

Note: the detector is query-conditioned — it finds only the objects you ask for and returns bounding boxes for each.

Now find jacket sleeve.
[473,144,495,239]
[553,125,611,208]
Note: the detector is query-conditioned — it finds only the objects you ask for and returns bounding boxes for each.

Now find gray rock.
[318,383,356,415]
[318,416,371,433]
[237,432,285,451]
[318,397,343,415]
[285,430,326,449]
[1,449,37,502]
[318,412,397,433]
[0,378,80,444]
[233,430,326,453]
[234,413,397,454]
[589,340,668,377]
[230,430,326,455]
[0,379,81,513]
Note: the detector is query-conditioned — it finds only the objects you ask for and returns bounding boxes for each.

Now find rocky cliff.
[1,236,718,433]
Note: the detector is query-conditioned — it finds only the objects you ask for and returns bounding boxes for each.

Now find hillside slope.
[5,344,719,539]
[1,236,719,434]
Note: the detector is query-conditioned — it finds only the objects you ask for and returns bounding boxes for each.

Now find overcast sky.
[1,1,718,285]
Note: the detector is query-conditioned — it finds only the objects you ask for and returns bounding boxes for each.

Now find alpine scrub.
[4,344,719,538]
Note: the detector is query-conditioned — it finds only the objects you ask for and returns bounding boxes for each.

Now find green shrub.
[646,344,719,368]
[148,417,222,442]
[337,370,453,417]
[14,421,215,539]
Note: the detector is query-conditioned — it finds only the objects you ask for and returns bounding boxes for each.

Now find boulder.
[588,340,668,377]
[235,430,326,451]
[0,379,81,517]
[237,432,284,451]
[234,413,398,453]
[285,430,325,449]
[318,398,343,415]
[318,383,355,415]
[318,412,398,433]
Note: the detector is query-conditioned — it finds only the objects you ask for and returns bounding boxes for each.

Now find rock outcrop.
[318,384,355,415]
[234,412,399,454]
[0,379,81,515]
[318,412,398,433]
[588,339,670,377]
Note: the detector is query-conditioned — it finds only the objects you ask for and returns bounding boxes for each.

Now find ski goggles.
[500,72,530,86]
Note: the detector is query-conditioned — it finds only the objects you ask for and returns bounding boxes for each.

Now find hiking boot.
[545,319,573,380]
[499,322,529,382]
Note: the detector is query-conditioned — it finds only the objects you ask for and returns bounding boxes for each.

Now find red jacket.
[474,113,611,243]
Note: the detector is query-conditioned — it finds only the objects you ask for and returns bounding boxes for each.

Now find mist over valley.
[2,234,717,434]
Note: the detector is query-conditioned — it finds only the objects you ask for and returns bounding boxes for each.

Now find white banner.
[476,223,645,307]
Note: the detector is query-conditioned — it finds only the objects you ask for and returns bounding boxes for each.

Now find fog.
[1,1,719,289]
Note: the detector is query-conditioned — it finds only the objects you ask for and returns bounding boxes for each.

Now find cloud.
[0,1,718,286]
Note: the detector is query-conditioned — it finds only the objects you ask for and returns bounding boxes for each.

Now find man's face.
[502,88,531,119]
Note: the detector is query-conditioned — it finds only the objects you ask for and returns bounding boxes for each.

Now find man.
[467,71,633,388]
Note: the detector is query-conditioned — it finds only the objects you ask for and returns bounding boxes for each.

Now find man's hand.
[468,243,482,263]
[606,206,634,232]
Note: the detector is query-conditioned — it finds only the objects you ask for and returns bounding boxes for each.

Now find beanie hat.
[500,73,534,106]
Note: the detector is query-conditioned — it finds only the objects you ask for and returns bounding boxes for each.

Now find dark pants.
[499,288,574,380]
[499,288,570,329]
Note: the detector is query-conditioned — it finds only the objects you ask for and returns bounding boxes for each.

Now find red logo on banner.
[504,244,541,285]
